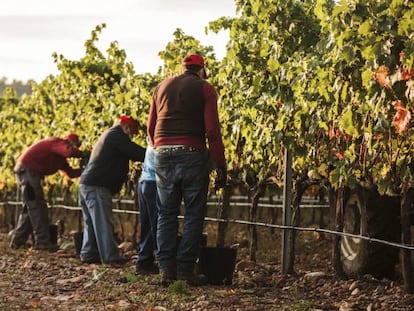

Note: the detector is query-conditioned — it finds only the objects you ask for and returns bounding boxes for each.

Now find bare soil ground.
[1,227,414,311]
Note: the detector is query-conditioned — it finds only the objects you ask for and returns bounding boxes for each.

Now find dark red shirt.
[17,137,83,178]
[147,71,226,169]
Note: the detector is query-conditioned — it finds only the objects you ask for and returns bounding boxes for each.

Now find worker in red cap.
[147,53,227,286]
[78,115,145,267]
[10,134,86,252]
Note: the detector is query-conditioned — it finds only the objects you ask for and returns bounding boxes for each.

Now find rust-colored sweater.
[147,71,226,169]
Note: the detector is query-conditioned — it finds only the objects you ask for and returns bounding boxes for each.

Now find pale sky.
[0,0,236,82]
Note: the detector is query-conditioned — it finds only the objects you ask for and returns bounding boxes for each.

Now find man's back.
[80,124,145,194]
[154,72,206,140]
[18,137,82,176]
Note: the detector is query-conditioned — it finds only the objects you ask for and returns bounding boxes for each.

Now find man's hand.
[214,167,227,190]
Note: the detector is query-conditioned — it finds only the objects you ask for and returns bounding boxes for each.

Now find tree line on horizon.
[0,77,33,97]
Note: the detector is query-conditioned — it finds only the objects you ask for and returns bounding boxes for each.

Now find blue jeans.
[136,180,158,267]
[155,149,209,276]
[78,184,121,263]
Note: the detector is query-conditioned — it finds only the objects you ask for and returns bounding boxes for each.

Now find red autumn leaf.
[393,101,411,133]
[335,128,341,138]
[373,133,383,141]
[400,65,413,80]
[334,151,345,160]
[328,125,335,139]
[394,101,405,109]
[373,66,390,87]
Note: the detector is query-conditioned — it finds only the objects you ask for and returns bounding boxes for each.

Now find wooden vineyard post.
[216,184,231,248]
[401,187,414,293]
[333,188,346,278]
[281,148,293,274]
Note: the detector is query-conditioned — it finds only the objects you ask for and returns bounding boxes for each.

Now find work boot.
[135,262,159,275]
[105,256,130,269]
[10,242,31,249]
[160,270,176,287]
[80,256,102,264]
[33,244,59,253]
[177,273,208,286]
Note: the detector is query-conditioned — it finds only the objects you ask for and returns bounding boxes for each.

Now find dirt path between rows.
[1,230,414,310]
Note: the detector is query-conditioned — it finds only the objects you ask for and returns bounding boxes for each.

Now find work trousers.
[11,165,50,247]
[78,184,122,263]
[136,180,158,267]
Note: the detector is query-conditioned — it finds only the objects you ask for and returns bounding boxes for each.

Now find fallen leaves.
[56,275,88,285]
[0,232,414,310]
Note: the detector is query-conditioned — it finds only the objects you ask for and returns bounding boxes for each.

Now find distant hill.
[0,77,33,97]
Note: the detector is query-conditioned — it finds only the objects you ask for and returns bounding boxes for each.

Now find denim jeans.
[155,149,209,276]
[78,184,121,263]
[136,180,158,267]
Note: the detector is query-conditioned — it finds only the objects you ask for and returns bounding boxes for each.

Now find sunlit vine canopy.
[1,0,414,198]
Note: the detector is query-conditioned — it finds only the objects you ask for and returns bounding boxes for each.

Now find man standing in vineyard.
[11,134,85,252]
[147,53,227,286]
[79,115,146,267]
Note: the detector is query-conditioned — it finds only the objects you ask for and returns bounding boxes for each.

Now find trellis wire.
[2,199,414,251]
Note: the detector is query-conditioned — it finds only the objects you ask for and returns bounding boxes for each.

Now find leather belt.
[155,146,202,153]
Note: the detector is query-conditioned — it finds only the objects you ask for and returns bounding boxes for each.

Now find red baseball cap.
[182,53,208,78]
[64,133,81,147]
[182,54,205,67]
[119,115,140,135]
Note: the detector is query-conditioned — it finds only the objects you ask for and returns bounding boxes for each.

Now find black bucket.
[49,224,58,245]
[197,247,237,285]
[73,231,83,255]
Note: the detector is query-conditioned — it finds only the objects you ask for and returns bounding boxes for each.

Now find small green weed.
[167,280,190,296]
[290,300,315,311]
[123,271,139,283]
